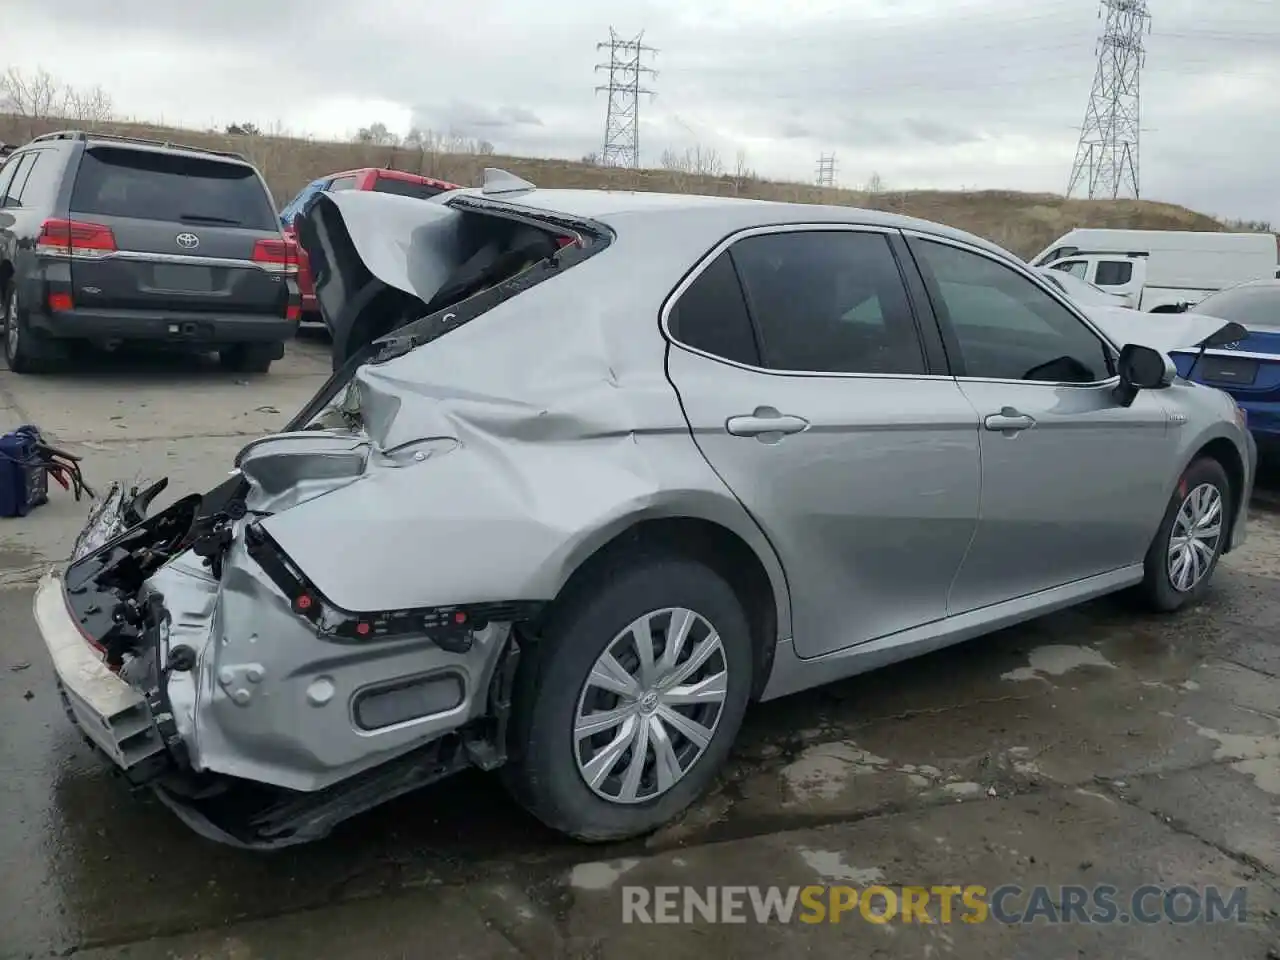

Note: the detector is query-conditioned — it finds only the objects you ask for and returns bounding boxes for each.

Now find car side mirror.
[1114,343,1175,407]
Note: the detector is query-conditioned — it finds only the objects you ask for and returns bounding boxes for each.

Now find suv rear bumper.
[30,307,297,345]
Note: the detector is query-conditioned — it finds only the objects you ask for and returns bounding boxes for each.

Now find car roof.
[331,166,461,188]
[451,187,1012,259]
[80,139,256,168]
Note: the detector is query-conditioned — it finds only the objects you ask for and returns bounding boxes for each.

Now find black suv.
[0,131,299,374]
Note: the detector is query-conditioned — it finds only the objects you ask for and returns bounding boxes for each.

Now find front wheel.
[504,556,754,842]
[1140,457,1232,612]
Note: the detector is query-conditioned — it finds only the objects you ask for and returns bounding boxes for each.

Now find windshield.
[280,179,327,227]
[372,176,453,201]
[71,147,277,230]
[1192,284,1280,330]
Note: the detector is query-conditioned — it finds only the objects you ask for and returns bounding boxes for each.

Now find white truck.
[1029,228,1278,313]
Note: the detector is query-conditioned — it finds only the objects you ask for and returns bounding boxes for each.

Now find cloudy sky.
[5,0,1279,222]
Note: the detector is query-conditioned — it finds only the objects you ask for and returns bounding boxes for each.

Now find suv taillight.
[252,237,299,276]
[36,219,117,259]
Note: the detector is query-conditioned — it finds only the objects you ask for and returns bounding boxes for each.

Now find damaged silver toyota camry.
[35,170,1257,848]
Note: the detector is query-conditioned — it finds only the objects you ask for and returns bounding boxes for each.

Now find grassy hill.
[0,113,1241,260]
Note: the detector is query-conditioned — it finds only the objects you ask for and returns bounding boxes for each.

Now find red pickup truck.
[278,167,463,323]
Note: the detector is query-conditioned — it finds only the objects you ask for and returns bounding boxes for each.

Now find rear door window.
[667,251,761,366]
[0,156,20,201]
[10,150,57,207]
[70,147,277,230]
[1095,260,1134,286]
[1,153,34,206]
[12,150,57,207]
[372,175,451,200]
[729,230,927,375]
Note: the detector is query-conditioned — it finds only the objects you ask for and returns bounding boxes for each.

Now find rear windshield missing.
[70,146,277,231]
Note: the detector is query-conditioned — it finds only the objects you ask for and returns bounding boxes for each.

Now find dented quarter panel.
[261,215,795,635]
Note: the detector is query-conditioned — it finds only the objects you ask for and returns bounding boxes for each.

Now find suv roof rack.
[30,130,246,161]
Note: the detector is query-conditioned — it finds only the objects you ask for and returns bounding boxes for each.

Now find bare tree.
[1,66,64,118]
[660,144,724,176]
[730,149,758,192]
[355,121,399,146]
[65,83,115,125]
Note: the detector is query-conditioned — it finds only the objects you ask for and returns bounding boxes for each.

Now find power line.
[1068,0,1152,200]
[594,28,658,169]
[816,153,837,187]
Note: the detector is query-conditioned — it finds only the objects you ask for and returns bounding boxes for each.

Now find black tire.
[3,285,47,374]
[1140,456,1232,612]
[503,555,754,842]
[218,343,277,374]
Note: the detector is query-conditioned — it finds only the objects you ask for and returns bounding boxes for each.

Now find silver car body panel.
[146,532,511,791]
[36,186,1256,805]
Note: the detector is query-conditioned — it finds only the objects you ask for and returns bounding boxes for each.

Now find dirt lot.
[0,340,1278,959]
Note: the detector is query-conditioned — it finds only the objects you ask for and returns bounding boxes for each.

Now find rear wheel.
[3,286,50,374]
[1140,457,1232,611]
[503,555,754,842]
[218,342,279,374]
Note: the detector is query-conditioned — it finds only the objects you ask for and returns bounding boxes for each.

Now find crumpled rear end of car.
[35,185,663,847]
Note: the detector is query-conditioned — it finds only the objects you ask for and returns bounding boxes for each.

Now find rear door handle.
[726,406,810,441]
[983,407,1036,434]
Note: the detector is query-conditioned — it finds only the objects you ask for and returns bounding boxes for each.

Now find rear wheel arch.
[541,516,784,701]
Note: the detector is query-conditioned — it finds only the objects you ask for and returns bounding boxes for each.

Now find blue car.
[1170,279,1280,443]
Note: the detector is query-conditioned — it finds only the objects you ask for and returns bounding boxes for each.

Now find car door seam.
[660,339,796,639]
[944,379,986,617]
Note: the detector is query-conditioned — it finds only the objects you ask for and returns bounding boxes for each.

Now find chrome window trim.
[659,221,945,382]
[900,228,1121,389]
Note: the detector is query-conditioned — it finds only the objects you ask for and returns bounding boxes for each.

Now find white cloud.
[4,0,1279,222]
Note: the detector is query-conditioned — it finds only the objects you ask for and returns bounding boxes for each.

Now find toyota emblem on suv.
[175,233,200,250]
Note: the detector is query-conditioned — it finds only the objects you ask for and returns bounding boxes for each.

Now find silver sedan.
[34,173,1256,848]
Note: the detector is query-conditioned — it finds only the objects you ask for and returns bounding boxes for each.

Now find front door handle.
[983,406,1036,434]
[726,406,810,441]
